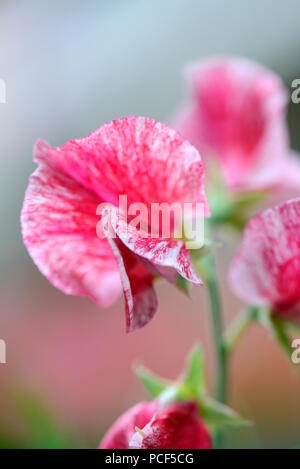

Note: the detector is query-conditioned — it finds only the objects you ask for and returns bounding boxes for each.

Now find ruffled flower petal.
[105,205,202,284]
[34,116,209,213]
[22,116,208,331]
[106,234,158,332]
[100,204,201,331]
[21,166,122,306]
[229,198,300,321]
[174,57,291,191]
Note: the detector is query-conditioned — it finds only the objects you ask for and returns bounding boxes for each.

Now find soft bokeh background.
[1,0,300,448]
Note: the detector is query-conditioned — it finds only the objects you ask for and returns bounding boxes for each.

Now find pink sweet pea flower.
[21,116,209,332]
[174,56,300,191]
[100,400,212,449]
[229,198,300,323]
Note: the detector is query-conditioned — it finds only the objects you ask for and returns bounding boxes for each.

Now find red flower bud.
[100,400,212,449]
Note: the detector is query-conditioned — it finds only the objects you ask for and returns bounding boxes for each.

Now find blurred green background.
[0,0,300,449]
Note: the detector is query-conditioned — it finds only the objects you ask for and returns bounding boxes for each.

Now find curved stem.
[205,256,227,404]
[200,254,226,448]
[223,306,258,354]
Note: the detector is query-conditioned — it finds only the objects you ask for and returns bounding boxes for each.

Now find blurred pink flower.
[229,198,300,323]
[21,116,208,331]
[174,57,300,191]
[100,400,212,449]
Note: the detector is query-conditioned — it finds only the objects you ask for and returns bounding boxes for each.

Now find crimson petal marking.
[21,165,122,306]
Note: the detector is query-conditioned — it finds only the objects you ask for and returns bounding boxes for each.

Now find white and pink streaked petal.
[106,234,158,333]
[105,206,202,286]
[34,116,209,215]
[21,166,122,306]
[229,199,300,314]
[22,116,209,332]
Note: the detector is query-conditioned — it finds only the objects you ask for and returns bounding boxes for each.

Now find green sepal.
[255,307,292,358]
[269,316,292,358]
[135,365,170,398]
[201,396,252,430]
[135,344,251,434]
[206,161,267,230]
[182,344,206,400]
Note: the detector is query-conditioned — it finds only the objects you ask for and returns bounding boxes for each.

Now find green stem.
[201,254,226,448]
[195,246,257,446]
[223,307,258,354]
[205,258,226,404]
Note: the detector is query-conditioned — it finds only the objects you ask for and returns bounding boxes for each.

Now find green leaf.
[135,365,169,398]
[201,396,252,429]
[183,344,206,399]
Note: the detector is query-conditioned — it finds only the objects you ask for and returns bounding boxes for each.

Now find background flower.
[174,57,300,192]
[229,198,300,323]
